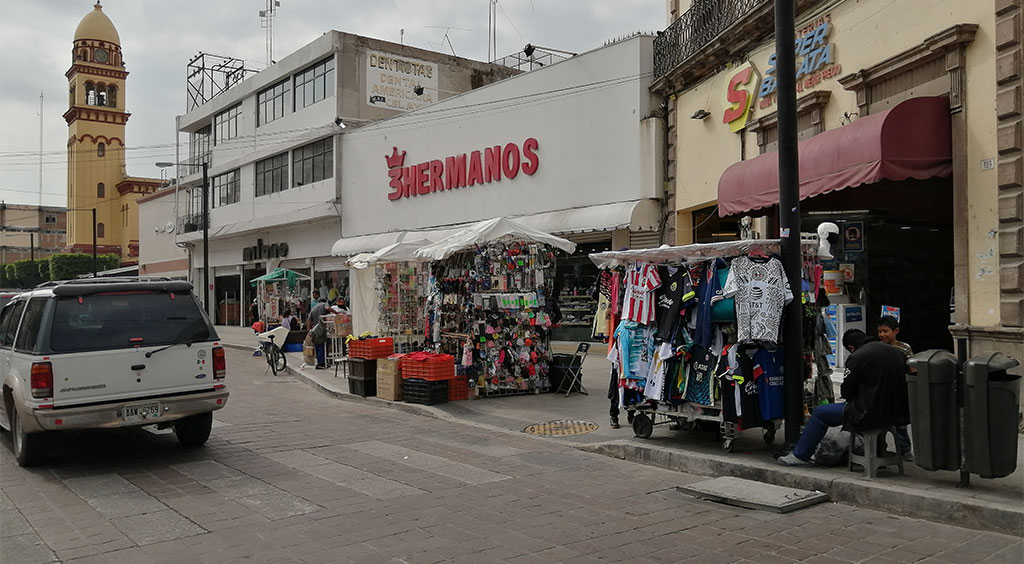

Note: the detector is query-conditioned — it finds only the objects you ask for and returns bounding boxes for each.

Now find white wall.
[339,36,658,237]
[138,190,188,270]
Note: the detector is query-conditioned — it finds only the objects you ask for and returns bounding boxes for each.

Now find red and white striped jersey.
[622,263,661,324]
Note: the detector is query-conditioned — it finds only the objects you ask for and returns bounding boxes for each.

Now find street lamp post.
[92,207,98,277]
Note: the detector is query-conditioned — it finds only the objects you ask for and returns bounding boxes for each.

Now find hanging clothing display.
[622,262,661,324]
[723,256,793,346]
[654,265,695,343]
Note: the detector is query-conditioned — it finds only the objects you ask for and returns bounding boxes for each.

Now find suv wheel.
[173,411,213,447]
[11,405,47,467]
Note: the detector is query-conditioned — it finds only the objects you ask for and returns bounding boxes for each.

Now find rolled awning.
[330,232,404,257]
[513,199,661,234]
[718,97,952,217]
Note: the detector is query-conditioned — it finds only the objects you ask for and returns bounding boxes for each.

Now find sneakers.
[777,453,813,467]
[609,417,621,429]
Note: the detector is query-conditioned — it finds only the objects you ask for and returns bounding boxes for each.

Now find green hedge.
[4,259,44,289]
[48,253,121,281]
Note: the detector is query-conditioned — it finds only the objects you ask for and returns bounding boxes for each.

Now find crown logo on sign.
[385,147,407,168]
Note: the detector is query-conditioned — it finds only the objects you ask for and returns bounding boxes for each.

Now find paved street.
[2,347,1022,564]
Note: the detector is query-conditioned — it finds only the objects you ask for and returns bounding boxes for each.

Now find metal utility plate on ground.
[677,476,829,513]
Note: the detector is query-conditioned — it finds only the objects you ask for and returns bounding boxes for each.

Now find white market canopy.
[412,217,577,261]
[345,239,433,269]
[589,239,782,269]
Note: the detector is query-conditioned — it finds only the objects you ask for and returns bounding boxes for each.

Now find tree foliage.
[47,253,121,281]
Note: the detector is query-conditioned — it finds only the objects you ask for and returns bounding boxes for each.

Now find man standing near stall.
[307,295,329,369]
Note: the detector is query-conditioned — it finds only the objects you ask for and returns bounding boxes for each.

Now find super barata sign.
[385,138,539,201]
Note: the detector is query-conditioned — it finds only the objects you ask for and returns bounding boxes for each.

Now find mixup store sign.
[366,50,439,111]
[722,16,842,131]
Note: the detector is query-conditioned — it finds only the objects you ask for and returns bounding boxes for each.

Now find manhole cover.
[523,420,599,436]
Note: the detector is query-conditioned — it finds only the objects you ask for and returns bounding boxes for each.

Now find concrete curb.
[578,442,1023,537]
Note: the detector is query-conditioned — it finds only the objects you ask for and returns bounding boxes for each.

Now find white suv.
[0,278,229,466]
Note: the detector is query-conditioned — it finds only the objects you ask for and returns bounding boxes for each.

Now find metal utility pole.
[775,0,804,448]
[92,208,98,278]
[38,91,44,207]
[202,162,210,315]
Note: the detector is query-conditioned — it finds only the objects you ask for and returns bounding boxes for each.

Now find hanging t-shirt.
[754,347,785,421]
[644,342,674,401]
[613,320,655,392]
[693,259,722,348]
[655,266,696,343]
[723,256,793,346]
[622,263,661,325]
[682,344,717,406]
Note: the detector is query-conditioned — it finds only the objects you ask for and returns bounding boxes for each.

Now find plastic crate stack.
[348,337,394,359]
[400,352,463,405]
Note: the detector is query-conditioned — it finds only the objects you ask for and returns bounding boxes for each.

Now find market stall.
[249,267,313,330]
[590,237,833,450]
[412,218,577,397]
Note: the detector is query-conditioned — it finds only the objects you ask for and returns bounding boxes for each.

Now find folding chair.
[557,342,590,397]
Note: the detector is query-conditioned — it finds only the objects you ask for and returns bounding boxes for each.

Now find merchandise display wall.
[427,241,560,396]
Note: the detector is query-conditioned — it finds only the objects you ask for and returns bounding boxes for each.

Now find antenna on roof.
[259,0,282,67]
[425,26,470,56]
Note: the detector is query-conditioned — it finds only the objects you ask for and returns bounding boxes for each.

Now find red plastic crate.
[400,355,455,381]
[448,377,469,401]
[348,338,394,359]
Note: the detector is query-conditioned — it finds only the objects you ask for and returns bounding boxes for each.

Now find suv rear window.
[50,292,212,352]
[14,298,47,353]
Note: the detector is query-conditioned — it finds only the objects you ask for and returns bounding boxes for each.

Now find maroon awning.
[718,96,952,217]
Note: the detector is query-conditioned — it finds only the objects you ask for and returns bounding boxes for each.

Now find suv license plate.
[123,402,161,422]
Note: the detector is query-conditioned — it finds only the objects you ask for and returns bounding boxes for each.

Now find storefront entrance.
[553,241,611,342]
[214,274,241,326]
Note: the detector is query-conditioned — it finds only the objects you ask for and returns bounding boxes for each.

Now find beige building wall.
[670,0,1001,329]
[137,188,189,278]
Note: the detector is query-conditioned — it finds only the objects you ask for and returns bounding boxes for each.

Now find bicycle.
[255,325,289,375]
[259,334,287,375]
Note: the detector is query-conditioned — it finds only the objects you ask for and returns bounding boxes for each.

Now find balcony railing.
[654,0,768,80]
[178,213,206,234]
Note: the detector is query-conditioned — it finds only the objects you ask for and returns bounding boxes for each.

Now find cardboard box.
[377,369,403,401]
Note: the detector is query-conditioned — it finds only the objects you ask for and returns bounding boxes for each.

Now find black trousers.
[608,366,619,419]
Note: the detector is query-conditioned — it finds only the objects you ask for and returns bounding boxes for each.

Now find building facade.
[64,2,161,264]
[0,204,67,265]
[164,31,519,324]
[654,0,1022,368]
[137,186,189,280]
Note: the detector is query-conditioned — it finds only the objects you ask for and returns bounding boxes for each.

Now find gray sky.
[0,0,666,208]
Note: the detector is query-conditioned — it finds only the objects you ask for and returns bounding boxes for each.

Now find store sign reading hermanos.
[385,138,540,201]
[366,50,439,111]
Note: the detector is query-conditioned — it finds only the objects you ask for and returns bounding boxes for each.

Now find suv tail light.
[213,346,226,381]
[31,362,54,399]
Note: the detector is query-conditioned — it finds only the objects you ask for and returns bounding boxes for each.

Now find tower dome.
[74,2,120,45]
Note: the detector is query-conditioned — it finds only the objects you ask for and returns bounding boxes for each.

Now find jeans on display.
[793,402,845,461]
[315,342,326,367]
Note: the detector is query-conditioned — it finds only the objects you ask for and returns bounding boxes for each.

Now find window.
[292,138,333,186]
[50,293,211,353]
[189,126,212,175]
[97,182,105,198]
[14,298,47,353]
[85,82,96,105]
[256,153,289,196]
[0,300,25,348]
[294,57,334,110]
[212,170,240,207]
[107,85,117,108]
[44,214,57,224]
[257,80,290,126]
[97,84,107,107]
[214,104,241,145]
[97,143,105,157]
[69,85,76,107]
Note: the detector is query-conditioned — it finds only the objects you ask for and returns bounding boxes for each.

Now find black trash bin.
[907,350,961,471]
[963,352,1021,479]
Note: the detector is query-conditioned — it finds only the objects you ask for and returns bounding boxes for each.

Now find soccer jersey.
[622,263,661,324]
[655,266,696,343]
[693,259,723,348]
[613,320,655,392]
[753,348,785,421]
[722,256,793,346]
[682,344,717,406]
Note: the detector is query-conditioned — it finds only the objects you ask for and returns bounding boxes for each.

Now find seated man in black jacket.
[778,329,910,466]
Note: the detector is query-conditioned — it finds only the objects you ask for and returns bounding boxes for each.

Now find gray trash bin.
[964,352,1021,479]
[907,350,960,471]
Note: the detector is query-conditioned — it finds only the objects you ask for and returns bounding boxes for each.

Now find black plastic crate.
[347,358,377,380]
[349,377,376,397]
[403,378,448,405]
